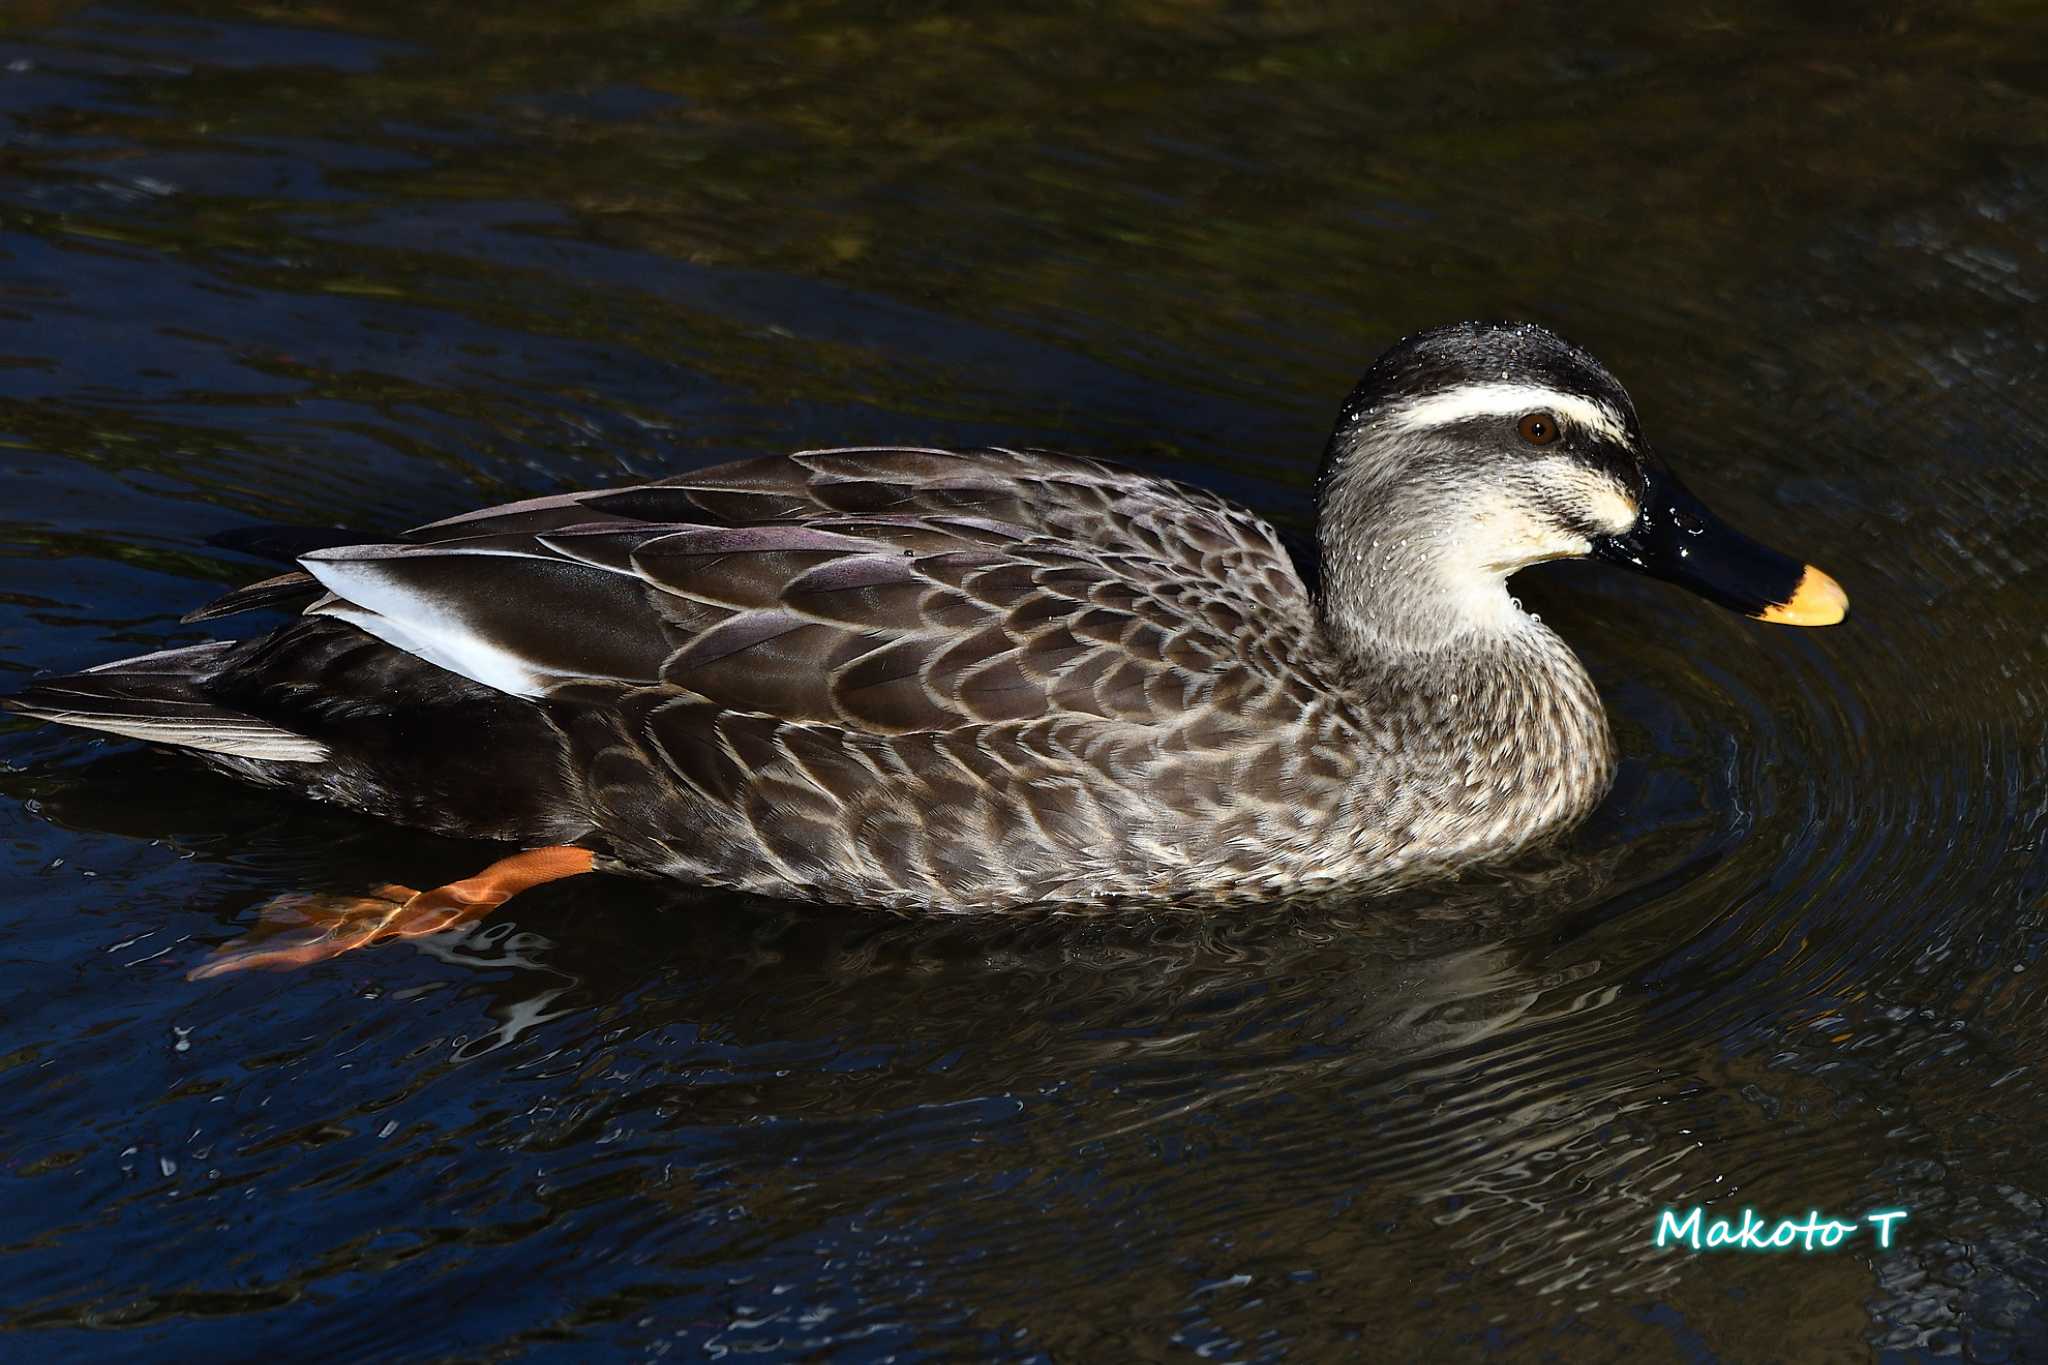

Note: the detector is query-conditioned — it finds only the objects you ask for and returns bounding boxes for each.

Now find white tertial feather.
[301,549,553,698]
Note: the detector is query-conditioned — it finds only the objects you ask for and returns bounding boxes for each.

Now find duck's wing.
[419,446,1312,620]
[260,448,1310,732]
[189,448,1319,726]
[289,501,1313,733]
[184,448,1309,628]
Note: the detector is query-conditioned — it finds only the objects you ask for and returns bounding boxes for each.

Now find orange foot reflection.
[191,845,596,978]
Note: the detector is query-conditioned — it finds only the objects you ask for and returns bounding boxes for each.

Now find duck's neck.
[1314,482,1617,849]
[1316,477,1529,655]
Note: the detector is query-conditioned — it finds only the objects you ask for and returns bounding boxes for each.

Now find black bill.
[1592,468,1847,626]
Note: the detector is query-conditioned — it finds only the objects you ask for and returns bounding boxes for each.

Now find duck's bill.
[1592,469,1847,626]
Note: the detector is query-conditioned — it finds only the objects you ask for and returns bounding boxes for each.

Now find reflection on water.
[0,2,2045,1358]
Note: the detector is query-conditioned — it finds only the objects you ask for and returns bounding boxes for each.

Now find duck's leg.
[189,846,596,979]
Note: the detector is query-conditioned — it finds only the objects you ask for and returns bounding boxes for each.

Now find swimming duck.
[5,322,1845,974]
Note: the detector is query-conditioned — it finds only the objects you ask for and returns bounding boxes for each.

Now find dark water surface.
[0,2,2044,1359]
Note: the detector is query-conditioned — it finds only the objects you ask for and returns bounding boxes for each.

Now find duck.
[4,322,1846,975]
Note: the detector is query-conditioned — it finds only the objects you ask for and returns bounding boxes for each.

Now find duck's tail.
[4,642,328,763]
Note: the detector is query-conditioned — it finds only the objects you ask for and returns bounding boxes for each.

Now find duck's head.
[1314,321,1846,651]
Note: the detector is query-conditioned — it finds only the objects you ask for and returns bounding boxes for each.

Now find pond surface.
[0,2,2045,1359]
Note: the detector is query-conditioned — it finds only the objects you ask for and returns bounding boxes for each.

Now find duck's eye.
[1517,411,1562,446]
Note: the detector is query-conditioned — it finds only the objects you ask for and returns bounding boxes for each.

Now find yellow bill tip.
[1756,565,1848,626]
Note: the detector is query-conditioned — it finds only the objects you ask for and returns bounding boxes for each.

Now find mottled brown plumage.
[7,323,1846,927]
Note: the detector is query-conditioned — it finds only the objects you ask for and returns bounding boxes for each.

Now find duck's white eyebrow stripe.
[1380,383,1630,444]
